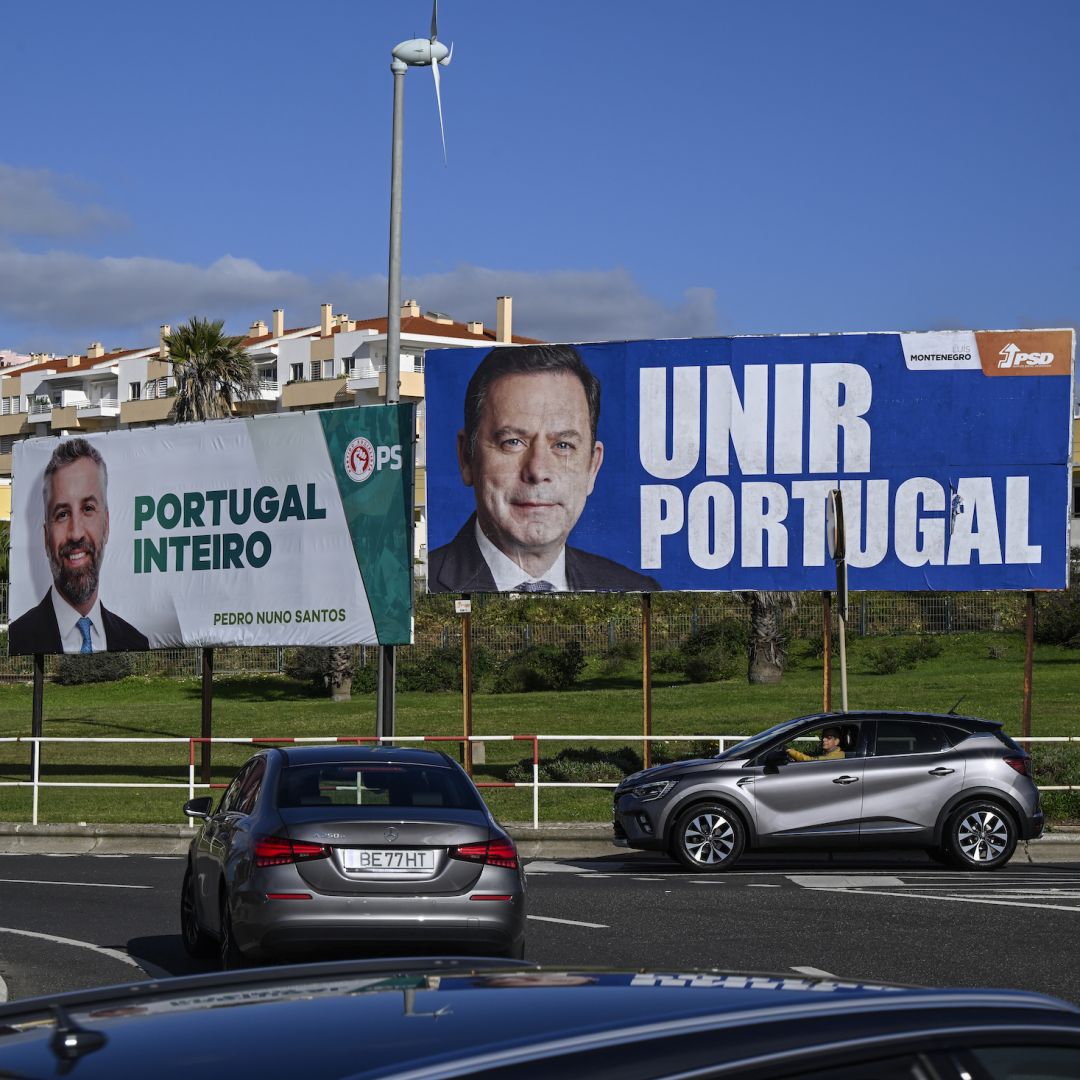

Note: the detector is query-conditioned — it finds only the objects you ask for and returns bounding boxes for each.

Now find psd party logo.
[344,437,403,483]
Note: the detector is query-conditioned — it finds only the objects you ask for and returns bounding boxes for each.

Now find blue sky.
[2,0,1077,364]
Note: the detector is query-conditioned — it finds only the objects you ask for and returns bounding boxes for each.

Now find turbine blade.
[431,57,447,164]
[430,0,438,41]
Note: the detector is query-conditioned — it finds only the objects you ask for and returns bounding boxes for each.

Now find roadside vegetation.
[0,629,1077,826]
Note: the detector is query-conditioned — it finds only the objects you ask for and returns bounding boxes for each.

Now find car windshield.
[715,717,811,761]
[277,763,484,811]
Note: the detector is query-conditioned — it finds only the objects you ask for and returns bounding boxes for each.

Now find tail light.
[450,838,518,870]
[1004,755,1032,778]
[255,836,330,868]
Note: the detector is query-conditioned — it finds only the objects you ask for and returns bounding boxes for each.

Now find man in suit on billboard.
[9,438,148,654]
[428,344,659,594]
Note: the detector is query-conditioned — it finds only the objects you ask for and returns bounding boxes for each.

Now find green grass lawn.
[0,632,1077,824]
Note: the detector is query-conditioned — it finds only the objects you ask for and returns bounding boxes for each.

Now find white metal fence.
[1,733,1076,829]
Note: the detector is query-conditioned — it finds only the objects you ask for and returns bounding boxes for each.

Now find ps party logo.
[344,437,402,483]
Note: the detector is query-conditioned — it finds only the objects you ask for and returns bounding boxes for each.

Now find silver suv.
[613,711,1043,871]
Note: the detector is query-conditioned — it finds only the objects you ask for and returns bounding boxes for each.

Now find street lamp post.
[376,12,450,743]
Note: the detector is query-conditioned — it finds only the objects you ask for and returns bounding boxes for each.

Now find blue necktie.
[515,580,555,593]
[76,617,93,654]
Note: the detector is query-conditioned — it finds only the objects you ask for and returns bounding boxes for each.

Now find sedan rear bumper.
[234,889,525,960]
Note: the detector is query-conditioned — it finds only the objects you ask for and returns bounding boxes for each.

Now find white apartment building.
[0,296,534,561]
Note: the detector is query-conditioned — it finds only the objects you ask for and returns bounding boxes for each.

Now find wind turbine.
[378,0,453,743]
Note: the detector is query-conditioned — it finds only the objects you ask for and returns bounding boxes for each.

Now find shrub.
[682,619,748,659]
[864,642,907,675]
[492,641,585,693]
[684,646,738,683]
[506,745,641,784]
[284,646,330,688]
[651,647,685,674]
[54,652,134,685]
[904,635,942,662]
[1035,588,1080,648]
[651,739,719,764]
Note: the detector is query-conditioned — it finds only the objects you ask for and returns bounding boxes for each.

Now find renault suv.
[613,711,1043,871]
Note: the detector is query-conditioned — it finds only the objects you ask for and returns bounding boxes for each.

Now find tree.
[164,316,258,422]
[744,591,797,684]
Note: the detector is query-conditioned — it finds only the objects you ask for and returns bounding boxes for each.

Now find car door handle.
[928,767,955,776]
[832,775,859,785]
[737,776,755,787]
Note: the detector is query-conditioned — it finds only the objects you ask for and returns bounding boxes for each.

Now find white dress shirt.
[474,521,568,592]
[50,589,106,654]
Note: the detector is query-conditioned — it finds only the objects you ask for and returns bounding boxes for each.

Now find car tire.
[946,801,1017,871]
[219,892,246,970]
[180,867,215,958]
[670,803,745,872]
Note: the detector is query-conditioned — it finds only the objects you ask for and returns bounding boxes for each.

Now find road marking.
[0,878,151,890]
[527,915,609,929]
[789,875,905,889]
[0,927,143,969]
[631,877,666,882]
[791,966,839,978]
[747,883,780,888]
[832,888,1080,913]
[690,880,728,885]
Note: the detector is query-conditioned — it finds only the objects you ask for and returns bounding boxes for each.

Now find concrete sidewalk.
[0,822,1078,862]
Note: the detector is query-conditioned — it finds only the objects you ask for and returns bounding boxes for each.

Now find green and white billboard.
[7,407,414,654]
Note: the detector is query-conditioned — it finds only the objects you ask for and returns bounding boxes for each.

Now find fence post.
[945,595,952,635]
[608,620,615,650]
[859,595,867,637]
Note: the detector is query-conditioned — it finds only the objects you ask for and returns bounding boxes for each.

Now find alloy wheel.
[956,809,1010,863]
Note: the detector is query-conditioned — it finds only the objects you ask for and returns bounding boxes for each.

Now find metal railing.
[1,733,1076,828]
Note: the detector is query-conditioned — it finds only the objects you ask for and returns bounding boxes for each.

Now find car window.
[784,1051,935,1079]
[874,720,951,756]
[217,763,252,815]
[234,758,266,815]
[775,724,860,762]
[277,763,484,812]
[964,1044,1080,1078]
[718,717,813,760]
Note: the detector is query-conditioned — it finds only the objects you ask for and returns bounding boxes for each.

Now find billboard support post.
[642,593,652,770]
[31,654,44,782]
[200,648,213,784]
[821,592,832,713]
[461,596,473,774]
[1023,591,1035,743]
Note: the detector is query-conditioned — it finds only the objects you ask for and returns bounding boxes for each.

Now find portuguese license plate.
[342,848,436,873]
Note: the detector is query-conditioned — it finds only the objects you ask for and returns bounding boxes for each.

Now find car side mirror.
[183,796,214,819]
[762,748,789,767]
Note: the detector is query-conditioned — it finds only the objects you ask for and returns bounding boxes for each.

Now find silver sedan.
[181,744,526,967]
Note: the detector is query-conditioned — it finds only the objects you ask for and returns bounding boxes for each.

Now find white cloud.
[0,164,127,238]
[0,248,720,355]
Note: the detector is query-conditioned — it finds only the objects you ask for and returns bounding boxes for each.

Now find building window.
[0,435,13,455]
[129,382,142,401]
[323,359,335,380]
[310,360,322,381]
[342,356,355,375]
[1074,484,1080,517]
[290,363,304,383]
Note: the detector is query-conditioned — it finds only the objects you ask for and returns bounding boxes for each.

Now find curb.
[0,823,1077,861]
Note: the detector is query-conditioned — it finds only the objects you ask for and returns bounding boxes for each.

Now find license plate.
[341,848,436,873]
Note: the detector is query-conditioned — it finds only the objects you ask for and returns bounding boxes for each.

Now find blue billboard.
[423,330,1074,594]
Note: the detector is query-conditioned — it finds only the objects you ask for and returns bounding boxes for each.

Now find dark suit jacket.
[427,515,661,594]
[8,589,150,656]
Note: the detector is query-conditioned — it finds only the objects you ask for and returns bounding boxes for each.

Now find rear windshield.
[277,763,484,812]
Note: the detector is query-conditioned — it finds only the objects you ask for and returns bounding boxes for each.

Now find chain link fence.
[0,588,1032,680]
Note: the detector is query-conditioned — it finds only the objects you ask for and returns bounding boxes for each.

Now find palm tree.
[744,591,798,684]
[164,317,258,421]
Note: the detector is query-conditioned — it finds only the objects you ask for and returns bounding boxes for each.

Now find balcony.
[281,376,351,409]
[121,397,175,425]
[28,400,53,419]
[76,396,120,419]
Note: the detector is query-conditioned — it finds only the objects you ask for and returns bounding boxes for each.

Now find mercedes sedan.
[181,745,526,966]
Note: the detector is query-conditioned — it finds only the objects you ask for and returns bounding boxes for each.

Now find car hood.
[619,758,723,788]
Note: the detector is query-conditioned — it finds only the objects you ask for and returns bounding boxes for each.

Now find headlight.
[631,779,677,802]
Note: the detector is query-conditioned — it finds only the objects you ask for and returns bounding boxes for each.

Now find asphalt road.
[1,851,1078,1004]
